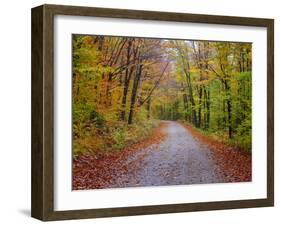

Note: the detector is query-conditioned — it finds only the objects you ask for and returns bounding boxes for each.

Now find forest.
[72,34,252,157]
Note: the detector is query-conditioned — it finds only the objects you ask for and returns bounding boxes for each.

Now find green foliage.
[73,102,92,125]
[72,34,252,156]
[112,126,126,149]
[90,110,105,128]
[233,115,252,150]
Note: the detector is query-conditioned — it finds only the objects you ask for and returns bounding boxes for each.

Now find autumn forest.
[73,35,252,189]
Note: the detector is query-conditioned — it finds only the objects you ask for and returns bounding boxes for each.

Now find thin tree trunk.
[105,72,113,106]
[183,68,197,126]
[120,40,133,120]
[182,93,188,121]
[198,86,203,128]
[203,86,207,128]
[224,80,232,139]
[128,64,143,124]
[105,38,127,106]
[206,88,210,128]
[175,42,197,126]
[146,97,151,119]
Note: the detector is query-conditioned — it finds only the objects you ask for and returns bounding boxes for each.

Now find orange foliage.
[73,122,168,189]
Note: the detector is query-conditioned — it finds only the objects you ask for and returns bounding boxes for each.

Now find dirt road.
[112,121,224,188]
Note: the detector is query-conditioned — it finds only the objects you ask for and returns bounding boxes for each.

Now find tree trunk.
[120,40,133,120]
[224,80,232,139]
[206,89,210,128]
[182,93,188,121]
[146,97,151,119]
[203,86,207,128]
[105,72,113,106]
[198,86,203,128]
[176,44,197,126]
[227,98,232,139]
[128,64,143,124]
[105,38,127,106]
[184,69,197,127]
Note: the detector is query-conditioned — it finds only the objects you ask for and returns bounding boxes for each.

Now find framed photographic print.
[31,4,274,221]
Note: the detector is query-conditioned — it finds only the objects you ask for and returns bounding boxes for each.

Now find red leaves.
[182,124,251,182]
[73,122,168,190]
[73,120,251,190]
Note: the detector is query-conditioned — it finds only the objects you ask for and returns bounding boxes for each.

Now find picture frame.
[31,4,274,221]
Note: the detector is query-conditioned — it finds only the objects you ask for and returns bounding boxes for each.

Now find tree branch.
[138,62,170,107]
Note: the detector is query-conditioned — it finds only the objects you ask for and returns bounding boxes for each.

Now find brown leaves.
[73,122,168,190]
[182,123,251,182]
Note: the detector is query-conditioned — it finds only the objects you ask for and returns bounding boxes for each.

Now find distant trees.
[155,40,251,148]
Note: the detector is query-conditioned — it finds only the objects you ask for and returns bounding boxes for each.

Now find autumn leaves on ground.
[72,35,252,190]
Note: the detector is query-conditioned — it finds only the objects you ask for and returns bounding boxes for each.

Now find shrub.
[112,127,126,150]
[90,110,105,128]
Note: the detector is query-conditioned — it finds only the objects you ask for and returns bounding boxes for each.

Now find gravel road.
[113,121,224,188]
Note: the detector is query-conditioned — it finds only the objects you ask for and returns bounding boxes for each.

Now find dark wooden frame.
[31,4,274,221]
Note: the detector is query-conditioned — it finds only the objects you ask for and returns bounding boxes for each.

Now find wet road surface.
[113,121,224,188]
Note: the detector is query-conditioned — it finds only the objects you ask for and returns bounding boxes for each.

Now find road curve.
[113,121,224,188]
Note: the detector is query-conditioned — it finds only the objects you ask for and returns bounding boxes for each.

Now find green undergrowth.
[180,121,251,153]
[73,117,160,157]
